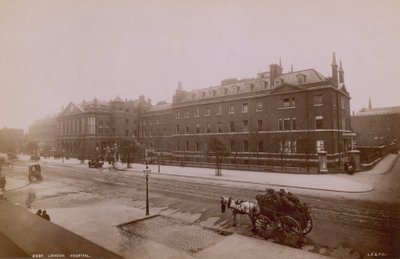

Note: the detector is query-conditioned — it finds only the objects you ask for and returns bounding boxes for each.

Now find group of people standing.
[258,188,302,214]
[36,209,50,221]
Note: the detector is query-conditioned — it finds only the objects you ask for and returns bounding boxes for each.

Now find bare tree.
[209,138,228,176]
[274,136,287,172]
[300,137,313,173]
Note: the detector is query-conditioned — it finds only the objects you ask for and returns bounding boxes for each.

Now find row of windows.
[174,119,268,134]
[189,81,269,100]
[278,116,328,131]
[176,102,263,119]
[279,94,350,109]
[142,115,338,136]
[175,94,349,120]
[142,119,165,126]
[149,139,324,153]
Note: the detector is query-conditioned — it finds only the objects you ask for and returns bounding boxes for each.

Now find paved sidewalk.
[36,153,399,193]
[119,153,398,193]
[0,199,123,259]
[0,197,328,259]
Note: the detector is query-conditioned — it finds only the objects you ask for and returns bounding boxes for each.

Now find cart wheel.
[279,215,303,245]
[255,215,273,238]
[302,218,313,234]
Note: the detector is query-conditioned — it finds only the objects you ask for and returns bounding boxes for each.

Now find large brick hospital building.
[29,53,355,168]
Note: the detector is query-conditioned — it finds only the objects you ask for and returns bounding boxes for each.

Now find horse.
[220,196,260,231]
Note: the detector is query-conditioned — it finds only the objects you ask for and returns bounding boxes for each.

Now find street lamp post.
[143,162,151,215]
[158,153,161,173]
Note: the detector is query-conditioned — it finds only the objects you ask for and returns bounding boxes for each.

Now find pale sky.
[1,0,399,131]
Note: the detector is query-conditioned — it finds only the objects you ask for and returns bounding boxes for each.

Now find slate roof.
[178,68,327,103]
[148,103,172,112]
[356,106,400,116]
[278,69,326,85]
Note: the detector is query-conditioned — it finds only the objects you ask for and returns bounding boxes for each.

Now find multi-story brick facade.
[351,105,400,148]
[140,54,355,168]
[55,97,141,158]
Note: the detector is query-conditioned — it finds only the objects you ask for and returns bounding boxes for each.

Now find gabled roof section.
[60,102,85,116]
[80,99,110,109]
[114,96,124,103]
[270,82,303,94]
[173,66,330,104]
[277,69,326,86]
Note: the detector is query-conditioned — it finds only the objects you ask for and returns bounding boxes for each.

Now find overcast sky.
[1,0,399,131]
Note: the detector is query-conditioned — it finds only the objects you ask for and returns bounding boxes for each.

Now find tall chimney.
[331,52,338,84]
[269,63,283,87]
[338,60,344,84]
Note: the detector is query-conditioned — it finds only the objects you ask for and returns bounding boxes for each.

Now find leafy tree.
[119,137,142,168]
[25,141,39,155]
[209,138,228,176]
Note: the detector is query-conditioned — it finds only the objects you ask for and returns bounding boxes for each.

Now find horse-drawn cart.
[220,188,312,247]
[254,189,313,244]
[28,163,43,182]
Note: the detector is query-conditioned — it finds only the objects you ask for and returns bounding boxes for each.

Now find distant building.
[351,105,400,148]
[0,127,24,152]
[140,53,355,168]
[54,97,145,158]
[28,116,57,152]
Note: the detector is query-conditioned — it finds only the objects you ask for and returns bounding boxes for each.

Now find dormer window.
[213,90,217,97]
[250,84,255,92]
[224,88,228,95]
[296,73,307,85]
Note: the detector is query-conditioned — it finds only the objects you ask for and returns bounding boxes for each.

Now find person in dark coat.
[41,210,50,221]
[36,209,42,216]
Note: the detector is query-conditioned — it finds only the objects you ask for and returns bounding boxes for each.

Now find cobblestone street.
[1,157,400,258]
[120,216,225,254]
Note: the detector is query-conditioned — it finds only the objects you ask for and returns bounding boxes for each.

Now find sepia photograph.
[0,0,399,258]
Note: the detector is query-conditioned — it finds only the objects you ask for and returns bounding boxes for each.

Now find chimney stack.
[269,61,283,87]
[338,60,344,84]
[331,52,338,84]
